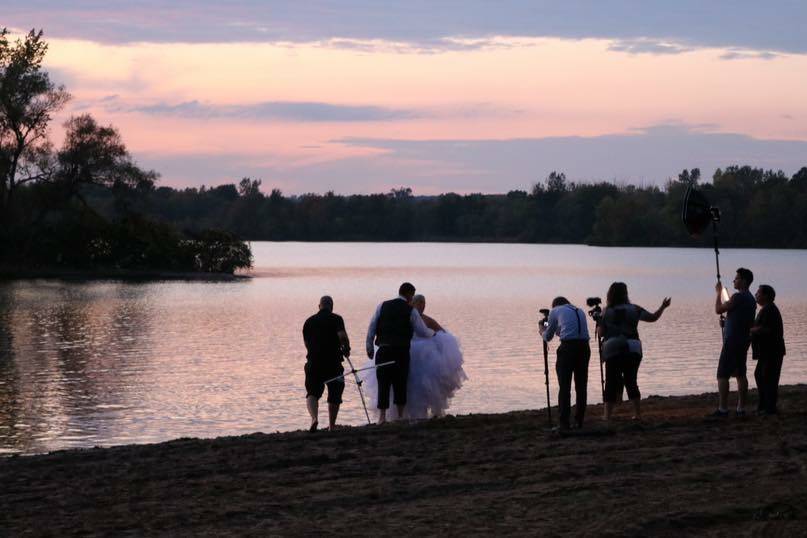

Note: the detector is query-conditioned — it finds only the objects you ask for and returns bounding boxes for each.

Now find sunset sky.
[4,1,807,193]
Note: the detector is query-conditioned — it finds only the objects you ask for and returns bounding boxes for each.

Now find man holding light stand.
[713,268,757,418]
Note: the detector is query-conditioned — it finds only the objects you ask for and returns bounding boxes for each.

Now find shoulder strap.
[565,305,582,335]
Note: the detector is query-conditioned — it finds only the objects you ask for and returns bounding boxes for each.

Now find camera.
[538,308,550,329]
[586,297,602,322]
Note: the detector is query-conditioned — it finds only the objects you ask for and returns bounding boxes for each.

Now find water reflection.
[0,283,159,453]
[2,243,807,455]
[0,287,20,454]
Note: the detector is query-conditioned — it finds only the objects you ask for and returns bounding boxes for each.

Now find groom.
[366,282,435,423]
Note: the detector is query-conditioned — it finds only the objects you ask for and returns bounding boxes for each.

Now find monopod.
[586,297,605,403]
[539,308,552,427]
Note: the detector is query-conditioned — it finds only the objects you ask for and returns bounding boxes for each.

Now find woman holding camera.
[597,282,671,421]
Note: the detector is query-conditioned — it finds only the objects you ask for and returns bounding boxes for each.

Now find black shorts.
[305,362,345,404]
[717,343,750,379]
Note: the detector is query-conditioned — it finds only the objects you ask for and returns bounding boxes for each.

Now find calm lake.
[2,242,806,454]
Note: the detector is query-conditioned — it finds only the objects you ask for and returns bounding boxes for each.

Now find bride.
[361,294,467,420]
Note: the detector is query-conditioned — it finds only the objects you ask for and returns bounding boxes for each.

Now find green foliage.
[90,165,807,248]
[1,28,70,211]
[184,229,253,273]
[1,29,252,275]
[56,114,158,193]
[7,203,252,274]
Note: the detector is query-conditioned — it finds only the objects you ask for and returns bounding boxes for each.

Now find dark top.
[724,290,756,349]
[303,310,346,366]
[375,298,414,348]
[600,304,651,340]
[752,303,786,359]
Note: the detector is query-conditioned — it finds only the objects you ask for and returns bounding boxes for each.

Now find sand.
[2,386,806,536]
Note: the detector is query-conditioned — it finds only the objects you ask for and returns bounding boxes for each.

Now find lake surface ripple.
[2,243,806,454]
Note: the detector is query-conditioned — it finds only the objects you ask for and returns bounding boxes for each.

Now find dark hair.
[399,282,416,296]
[319,295,333,311]
[551,296,570,307]
[736,267,754,286]
[758,284,775,301]
[606,282,629,308]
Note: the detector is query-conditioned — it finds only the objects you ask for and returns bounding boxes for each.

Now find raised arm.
[642,297,671,323]
[715,283,734,315]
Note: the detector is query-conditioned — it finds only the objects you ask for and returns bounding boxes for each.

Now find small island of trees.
[1,29,252,277]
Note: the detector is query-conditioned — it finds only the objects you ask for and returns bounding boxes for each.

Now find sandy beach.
[2,386,806,536]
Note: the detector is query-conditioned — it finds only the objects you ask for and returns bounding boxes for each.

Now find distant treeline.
[80,166,807,248]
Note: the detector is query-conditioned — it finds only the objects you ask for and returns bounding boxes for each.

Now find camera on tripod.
[538,308,550,330]
[586,297,602,322]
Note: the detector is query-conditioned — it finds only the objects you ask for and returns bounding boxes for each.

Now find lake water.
[2,243,806,454]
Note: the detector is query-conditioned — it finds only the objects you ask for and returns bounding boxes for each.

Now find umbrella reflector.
[682,184,713,238]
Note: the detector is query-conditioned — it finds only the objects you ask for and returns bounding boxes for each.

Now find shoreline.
[2,386,806,535]
[246,238,805,250]
[0,267,250,282]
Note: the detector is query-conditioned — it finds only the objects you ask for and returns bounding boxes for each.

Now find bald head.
[319,295,333,312]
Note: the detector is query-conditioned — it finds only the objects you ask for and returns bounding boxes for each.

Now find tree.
[790,167,807,191]
[0,29,70,213]
[388,187,413,199]
[55,114,157,211]
[677,168,700,185]
[546,171,568,193]
[238,177,262,198]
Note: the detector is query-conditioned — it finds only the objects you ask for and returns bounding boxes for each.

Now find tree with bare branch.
[0,28,70,214]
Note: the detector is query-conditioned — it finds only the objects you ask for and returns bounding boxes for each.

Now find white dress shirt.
[543,304,590,342]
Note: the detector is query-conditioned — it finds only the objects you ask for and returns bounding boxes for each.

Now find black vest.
[375,299,413,348]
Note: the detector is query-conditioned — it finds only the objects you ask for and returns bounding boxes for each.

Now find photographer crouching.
[540,297,591,431]
[597,282,671,422]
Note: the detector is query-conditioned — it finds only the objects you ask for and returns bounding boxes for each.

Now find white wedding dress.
[360,331,467,420]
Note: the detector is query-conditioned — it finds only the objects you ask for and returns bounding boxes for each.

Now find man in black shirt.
[714,268,756,417]
[751,285,786,415]
[303,296,351,432]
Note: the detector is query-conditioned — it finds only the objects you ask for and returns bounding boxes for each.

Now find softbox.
[681,184,712,238]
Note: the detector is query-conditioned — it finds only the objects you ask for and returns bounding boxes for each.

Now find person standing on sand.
[540,296,591,430]
[713,268,756,418]
[303,296,351,432]
[597,282,671,422]
[366,282,434,424]
[751,284,786,415]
